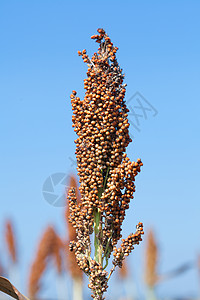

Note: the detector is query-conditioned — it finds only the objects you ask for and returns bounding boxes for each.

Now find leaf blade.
[0,276,30,300]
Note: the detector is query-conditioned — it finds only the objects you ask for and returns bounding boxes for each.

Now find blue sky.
[0,1,200,298]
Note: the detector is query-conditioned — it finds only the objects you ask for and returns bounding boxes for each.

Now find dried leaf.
[0,276,29,300]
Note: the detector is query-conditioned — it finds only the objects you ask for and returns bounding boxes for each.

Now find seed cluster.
[88,260,108,299]
[65,175,83,280]
[68,28,144,300]
[113,222,144,268]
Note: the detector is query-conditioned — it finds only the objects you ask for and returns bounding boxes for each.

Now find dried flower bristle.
[5,220,17,263]
[144,229,158,287]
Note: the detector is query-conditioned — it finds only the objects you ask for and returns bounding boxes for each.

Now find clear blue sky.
[0,1,200,299]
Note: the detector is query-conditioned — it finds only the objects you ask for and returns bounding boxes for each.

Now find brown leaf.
[0,276,29,300]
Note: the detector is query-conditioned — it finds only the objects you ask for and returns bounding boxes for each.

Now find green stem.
[94,208,101,263]
[94,167,110,265]
[103,257,109,270]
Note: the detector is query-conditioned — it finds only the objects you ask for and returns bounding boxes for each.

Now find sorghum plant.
[28,226,63,299]
[144,229,158,300]
[68,28,144,300]
[144,229,158,288]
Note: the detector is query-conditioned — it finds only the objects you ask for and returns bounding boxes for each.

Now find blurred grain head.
[144,229,158,287]
[5,220,17,263]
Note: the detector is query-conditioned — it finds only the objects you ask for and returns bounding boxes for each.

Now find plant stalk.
[94,208,102,264]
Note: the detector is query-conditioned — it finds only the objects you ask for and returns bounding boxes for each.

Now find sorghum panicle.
[28,226,63,299]
[144,229,158,287]
[68,28,144,300]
